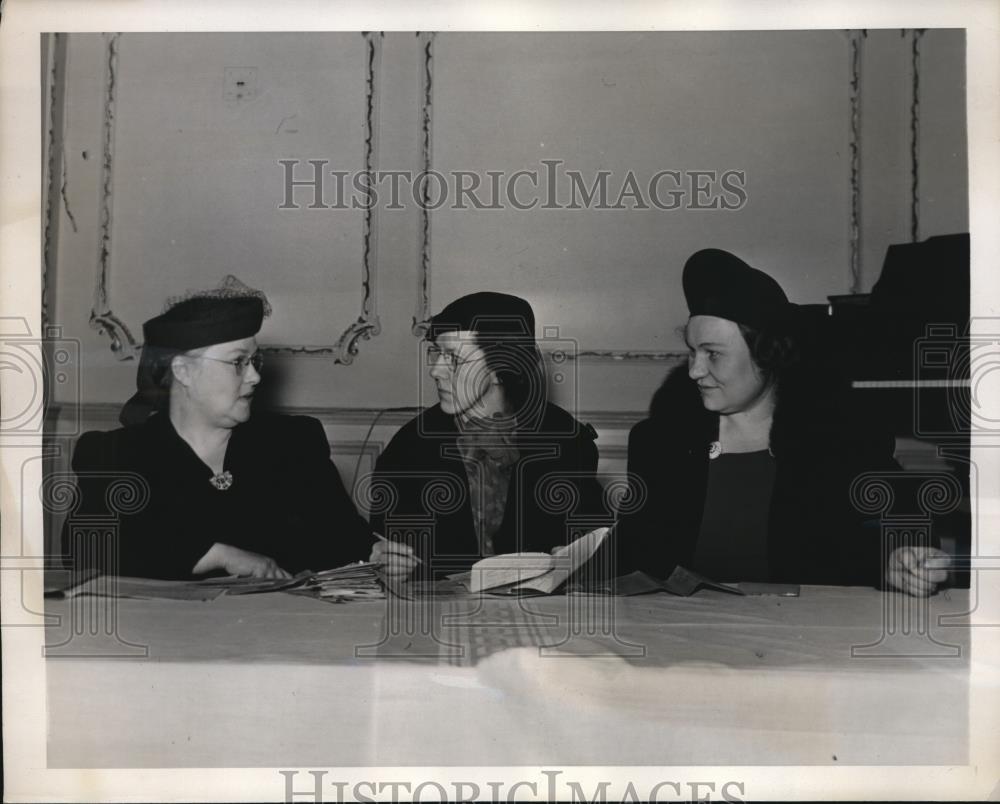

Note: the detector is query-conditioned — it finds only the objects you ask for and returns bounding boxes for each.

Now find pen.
[374,532,424,565]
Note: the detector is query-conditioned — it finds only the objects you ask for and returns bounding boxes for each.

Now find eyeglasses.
[195,352,264,375]
[426,344,482,371]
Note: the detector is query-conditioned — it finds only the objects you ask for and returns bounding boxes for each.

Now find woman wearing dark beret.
[615,249,949,595]
[368,291,605,579]
[63,277,372,580]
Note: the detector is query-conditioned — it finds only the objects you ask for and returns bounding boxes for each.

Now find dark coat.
[615,364,901,587]
[369,403,605,575]
[63,412,371,579]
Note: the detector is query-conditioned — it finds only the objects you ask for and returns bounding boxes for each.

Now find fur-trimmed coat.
[614,364,901,587]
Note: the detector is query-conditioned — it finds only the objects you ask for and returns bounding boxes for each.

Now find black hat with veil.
[119,276,270,426]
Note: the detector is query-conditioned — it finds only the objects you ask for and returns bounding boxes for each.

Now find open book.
[465,526,610,595]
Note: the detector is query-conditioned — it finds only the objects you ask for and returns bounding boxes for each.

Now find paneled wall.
[42,30,968,550]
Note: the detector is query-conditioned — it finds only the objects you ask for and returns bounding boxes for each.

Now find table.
[44,586,971,768]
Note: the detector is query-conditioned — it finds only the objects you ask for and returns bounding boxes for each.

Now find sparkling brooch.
[209,471,234,491]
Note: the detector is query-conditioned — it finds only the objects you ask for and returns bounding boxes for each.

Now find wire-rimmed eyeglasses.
[426,344,483,371]
[195,352,264,375]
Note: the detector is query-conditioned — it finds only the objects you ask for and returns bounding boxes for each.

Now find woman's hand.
[192,543,292,579]
[369,536,419,579]
[885,545,949,597]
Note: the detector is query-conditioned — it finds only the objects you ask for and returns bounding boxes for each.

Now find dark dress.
[615,365,902,587]
[693,449,776,582]
[368,402,606,577]
[62,411,372,579]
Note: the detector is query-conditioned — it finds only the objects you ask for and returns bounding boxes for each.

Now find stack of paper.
[196,572,311,596]
[291,561,385,603]
[382,575,473,600]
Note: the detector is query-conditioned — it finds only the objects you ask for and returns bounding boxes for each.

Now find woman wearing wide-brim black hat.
[615,249,949,595]
[64,277,372,580]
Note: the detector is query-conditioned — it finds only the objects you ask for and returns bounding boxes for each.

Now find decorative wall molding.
[848,29,865,295]
[328,438,384,484]
[565,350,687,363]
[90,32,138,361]
[329,31,384,364]
[42,33,63,333]
[408,33,733,363]
[909,28,925,243]
[87,32,383,364]
[412,31,436,336]
[331,439,384,457]
[595,445,628,462]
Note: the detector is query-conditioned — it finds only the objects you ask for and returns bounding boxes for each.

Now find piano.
[815,233,971,585]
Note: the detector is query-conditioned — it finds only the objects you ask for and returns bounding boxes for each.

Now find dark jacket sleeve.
[838,416,912,589]
[570,422,604,521]
[275,416,374,572]
[610,419,661,577]
[522,417,606,551]
[366,423,410,543]
[62,431,114,574]
[63,431,211,579]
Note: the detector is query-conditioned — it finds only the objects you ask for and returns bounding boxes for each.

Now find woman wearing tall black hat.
[615,249,949,595]
[64,277,372,580]
[368,291,605,579]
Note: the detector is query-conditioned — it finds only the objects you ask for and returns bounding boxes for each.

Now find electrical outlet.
[223,67,258,103]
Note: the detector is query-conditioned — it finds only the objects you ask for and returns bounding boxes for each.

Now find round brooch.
[209,471,234,491]
[708,441,722,460]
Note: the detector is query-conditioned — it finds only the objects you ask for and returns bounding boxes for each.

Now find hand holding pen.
[368,532,423,579]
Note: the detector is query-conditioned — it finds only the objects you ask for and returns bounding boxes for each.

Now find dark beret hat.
[427,291,536,342]
[142,296,264,350]
[682,248,792,332]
